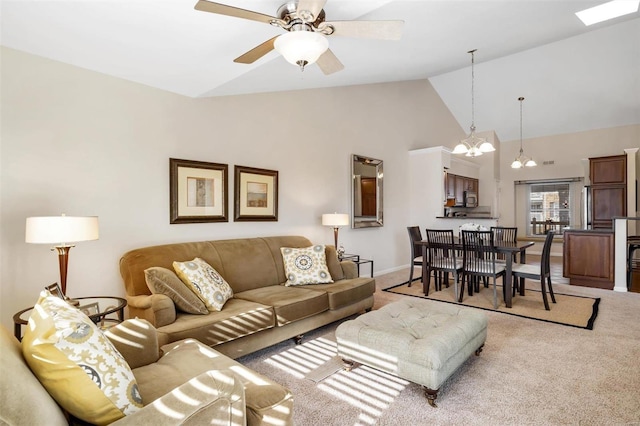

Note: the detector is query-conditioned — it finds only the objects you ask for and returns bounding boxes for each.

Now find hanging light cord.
[469,49,477,130]
[519,96,524,153]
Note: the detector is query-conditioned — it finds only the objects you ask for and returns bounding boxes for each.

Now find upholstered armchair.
[0,319,247,426]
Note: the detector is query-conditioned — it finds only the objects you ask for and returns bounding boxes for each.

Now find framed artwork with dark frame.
[234,165,278,222]
[170,158,229,224]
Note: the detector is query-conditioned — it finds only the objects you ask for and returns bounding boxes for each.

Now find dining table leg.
[421,244,428,294]
[505,255,513,308]
[519,248,527,296]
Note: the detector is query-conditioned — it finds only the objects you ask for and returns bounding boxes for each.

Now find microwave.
[464,191,478,208]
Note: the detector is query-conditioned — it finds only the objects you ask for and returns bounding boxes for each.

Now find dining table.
[419,238,535,308]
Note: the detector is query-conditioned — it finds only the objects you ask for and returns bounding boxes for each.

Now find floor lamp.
[25,214,99,299]
[322,213,349,252]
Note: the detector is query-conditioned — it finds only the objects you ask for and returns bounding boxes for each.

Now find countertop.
[436,216,499,220]
[563,228,614,234]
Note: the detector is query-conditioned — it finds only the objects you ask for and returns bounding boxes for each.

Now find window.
[528,183,571,236]
[515,178,583,238]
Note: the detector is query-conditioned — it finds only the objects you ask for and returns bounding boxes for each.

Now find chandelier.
[452,49,495,157]
[511,97,537,168]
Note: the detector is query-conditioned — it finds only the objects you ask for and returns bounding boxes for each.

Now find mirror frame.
[351,154,383,229]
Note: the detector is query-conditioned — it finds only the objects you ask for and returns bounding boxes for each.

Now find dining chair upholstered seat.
[407,226,424,288]
[425,229,463,298]
[511,231,556,310]
[460,230,506,309]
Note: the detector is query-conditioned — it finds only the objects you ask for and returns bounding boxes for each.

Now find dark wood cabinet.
[445,173,479,206]
[563,230,614,289]
[590,155,626,185]
[589,154,627,229]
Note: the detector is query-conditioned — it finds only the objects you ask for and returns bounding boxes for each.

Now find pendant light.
[511,97,537,169]
[453,49,495,157]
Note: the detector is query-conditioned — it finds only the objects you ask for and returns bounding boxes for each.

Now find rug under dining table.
[383,280,599,330]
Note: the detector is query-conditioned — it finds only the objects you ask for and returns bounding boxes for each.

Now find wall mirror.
[351,154,383,228]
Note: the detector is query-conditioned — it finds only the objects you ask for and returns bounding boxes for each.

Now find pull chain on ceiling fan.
[194,0,404,74]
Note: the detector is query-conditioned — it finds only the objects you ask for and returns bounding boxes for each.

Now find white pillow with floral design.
[173,258,233,311]
[281,245,334,286]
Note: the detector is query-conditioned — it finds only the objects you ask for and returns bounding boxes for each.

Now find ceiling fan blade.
[194,0,276,25]
[316,49,344,75]
[324,20,404,40]
[233,36,278,64]
[296,0,327,21]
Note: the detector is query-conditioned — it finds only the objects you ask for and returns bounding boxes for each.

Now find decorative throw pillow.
[145,266,208,314]
[22,291,143,425]
[173,258,234,312]
[281,245,334,286]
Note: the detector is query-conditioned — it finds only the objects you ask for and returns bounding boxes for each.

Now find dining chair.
[407,226,424,287]
[490,226,518,260]
[424,229,463,298]
[490,226,519,292]
[511,230,556,310]
[460,230,506,309]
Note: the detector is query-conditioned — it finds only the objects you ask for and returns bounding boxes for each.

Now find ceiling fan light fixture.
[274,30,329,71]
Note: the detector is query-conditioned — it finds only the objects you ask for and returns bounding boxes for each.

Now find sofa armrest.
[104,319,161,369]
[126,294,176,327]
[340,260,358,279]
[112,370,246,426]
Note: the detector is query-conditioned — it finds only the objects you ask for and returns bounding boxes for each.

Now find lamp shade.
[274,31,329,67]
[26,215,99,244]
[322,213,349,227]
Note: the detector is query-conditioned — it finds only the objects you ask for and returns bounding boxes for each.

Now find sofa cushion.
[235,286,329,326]
[155,298,276,347]
[173,258,233,311]
[0,325,68,426]
[324,245,345,281]
[145,267,208,314]
[22,291,143,425]
[133,338,293,426]
[298,277,376,310]
[281,245,333,286]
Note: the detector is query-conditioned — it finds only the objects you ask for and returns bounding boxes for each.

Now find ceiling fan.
[194,0,404,74]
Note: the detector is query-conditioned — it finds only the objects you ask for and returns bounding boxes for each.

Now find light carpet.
[238,268,640,425]
[384,280,599,329]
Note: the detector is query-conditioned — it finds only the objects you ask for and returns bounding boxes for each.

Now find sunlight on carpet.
[260,333,409,425]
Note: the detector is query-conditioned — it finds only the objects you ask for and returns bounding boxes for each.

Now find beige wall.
[0,47,464,328]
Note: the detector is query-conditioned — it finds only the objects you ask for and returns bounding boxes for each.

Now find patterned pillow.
[145,266,208,314]
[281,245,334,286]
[173,258,234,311]
[22,291,142,424]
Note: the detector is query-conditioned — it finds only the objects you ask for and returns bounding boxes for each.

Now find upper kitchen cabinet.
[589,154,627,229]
[590,154,627,185]
[446,173,479,206]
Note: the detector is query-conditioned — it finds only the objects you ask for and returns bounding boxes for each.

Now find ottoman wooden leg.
[341,358,356,372]
[475,344,484,356]
[422,387,439,408]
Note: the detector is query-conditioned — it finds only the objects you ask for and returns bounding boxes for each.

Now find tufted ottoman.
[335,298,488,407]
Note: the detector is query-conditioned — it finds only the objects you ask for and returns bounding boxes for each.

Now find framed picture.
[234,165,278,222]
[170,158,228,224]
[45,283,64,299]
[79,302,100,317]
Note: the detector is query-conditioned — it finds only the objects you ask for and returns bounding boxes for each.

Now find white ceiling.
[2,0,639,142]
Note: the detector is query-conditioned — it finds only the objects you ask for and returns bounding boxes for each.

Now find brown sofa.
[119,236,375,359]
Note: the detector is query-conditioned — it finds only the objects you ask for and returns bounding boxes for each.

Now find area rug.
[383,280,599,330]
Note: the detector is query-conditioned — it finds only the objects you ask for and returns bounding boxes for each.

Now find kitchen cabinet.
[445,173,479,206]
[589,154,627,229]
[563,229,614,289]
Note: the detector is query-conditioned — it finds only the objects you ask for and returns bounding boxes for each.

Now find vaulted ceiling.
[2,0,639,142]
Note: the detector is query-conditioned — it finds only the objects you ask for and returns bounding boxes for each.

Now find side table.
[13,296,127,340]
[339,253,374,278]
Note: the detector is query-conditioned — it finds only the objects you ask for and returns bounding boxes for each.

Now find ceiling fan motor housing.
[277,1,326,30]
